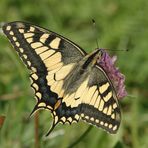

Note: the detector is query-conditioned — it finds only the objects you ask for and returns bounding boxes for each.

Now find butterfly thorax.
[82,48,102,67]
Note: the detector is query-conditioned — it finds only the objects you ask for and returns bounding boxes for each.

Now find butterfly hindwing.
[56,63,121,134]
[51,52,121,134]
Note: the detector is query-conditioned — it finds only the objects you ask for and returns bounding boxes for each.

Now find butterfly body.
[2,21,121,135]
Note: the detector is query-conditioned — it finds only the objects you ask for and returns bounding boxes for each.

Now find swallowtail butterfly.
[2,21,121,135]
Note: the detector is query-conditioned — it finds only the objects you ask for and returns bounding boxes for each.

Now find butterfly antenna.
[92,19,99,49]
[104,48,129,52]
[91,20,129,52]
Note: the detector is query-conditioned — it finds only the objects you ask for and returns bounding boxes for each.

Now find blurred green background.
[0,0,148,148]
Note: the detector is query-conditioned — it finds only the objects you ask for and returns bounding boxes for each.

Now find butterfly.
[2,21,121,135]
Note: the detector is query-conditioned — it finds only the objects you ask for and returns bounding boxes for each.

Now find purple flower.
[98,49,127,99]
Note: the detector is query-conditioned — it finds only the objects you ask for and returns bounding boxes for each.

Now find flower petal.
[98,49,127,99]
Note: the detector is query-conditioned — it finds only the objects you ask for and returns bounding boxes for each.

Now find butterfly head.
[91,48,106,64]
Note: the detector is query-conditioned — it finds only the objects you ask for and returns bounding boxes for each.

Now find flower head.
[98,49,127,99]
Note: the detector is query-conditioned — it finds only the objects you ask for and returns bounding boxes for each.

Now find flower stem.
[34,112,40,148]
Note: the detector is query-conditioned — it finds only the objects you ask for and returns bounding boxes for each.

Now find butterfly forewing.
[2,21,121,134]
[2,21,86,122]
[2,22,86,71]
